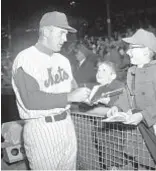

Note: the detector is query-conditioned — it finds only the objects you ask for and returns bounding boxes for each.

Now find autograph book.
[84,84,124,105]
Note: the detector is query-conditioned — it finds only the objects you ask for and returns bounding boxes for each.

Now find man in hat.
[117,28,156,128]
[12,11,91,170]
[108,28,156,169]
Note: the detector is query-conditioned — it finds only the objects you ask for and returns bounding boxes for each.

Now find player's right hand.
[68,87,91,103]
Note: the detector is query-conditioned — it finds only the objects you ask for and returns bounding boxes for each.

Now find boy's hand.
[123,112,143,125]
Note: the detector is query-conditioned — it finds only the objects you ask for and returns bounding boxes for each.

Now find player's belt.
[45,110,68,123]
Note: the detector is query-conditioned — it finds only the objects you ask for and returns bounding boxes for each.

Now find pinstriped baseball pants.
[23,114,77,170]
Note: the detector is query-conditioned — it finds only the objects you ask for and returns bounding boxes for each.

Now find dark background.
[2,0,156,28]
[2,0,156,56]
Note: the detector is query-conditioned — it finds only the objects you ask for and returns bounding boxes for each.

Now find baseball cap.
[40,11,77,33]
[122,28,156,53]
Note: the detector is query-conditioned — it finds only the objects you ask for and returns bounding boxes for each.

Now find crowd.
[61,23,156,83]
[82,24,156,56]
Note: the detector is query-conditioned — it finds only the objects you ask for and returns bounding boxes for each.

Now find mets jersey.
[12,44,73,119]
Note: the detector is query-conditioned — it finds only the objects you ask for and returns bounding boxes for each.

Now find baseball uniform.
[12,42,77,170]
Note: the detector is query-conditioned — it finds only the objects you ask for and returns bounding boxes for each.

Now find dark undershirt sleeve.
[13,67,68,110]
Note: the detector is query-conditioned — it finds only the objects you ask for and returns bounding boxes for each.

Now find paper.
[83,84,124,105]
[102,112,130,123]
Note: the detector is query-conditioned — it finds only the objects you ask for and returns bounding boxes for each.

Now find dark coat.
[115,60,156,166]
[115,60,156,127]
[73,59,97,86]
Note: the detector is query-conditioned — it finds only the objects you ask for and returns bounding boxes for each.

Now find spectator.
[73,42,97,88]
[109,28,156,169]
[87,61,126,169]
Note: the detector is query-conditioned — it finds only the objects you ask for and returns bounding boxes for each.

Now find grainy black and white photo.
[1,0,156,170]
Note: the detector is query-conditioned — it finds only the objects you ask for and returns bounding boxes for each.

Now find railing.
[71,111,156,170]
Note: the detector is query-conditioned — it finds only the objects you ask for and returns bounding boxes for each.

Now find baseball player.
[12,11,90,170]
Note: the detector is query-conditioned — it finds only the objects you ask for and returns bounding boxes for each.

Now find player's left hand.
[123,112,143,125]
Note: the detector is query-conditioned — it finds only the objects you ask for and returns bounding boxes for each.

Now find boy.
[88,61,126,169]
[88,60,125,110]
[108,28,156,169]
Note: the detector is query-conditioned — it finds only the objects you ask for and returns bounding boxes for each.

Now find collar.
[142,60,156,68]
[130,60,156,75]
[35,42,54,56]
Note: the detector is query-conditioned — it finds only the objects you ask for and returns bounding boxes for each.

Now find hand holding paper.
[102,107,133,123]
[123,112,143,125]
[81,84,124,106]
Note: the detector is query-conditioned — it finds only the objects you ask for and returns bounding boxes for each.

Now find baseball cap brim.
[59,25,77,33]
[122,37,138,45]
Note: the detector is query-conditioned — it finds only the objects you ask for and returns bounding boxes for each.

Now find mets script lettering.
[44,67,69,87]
